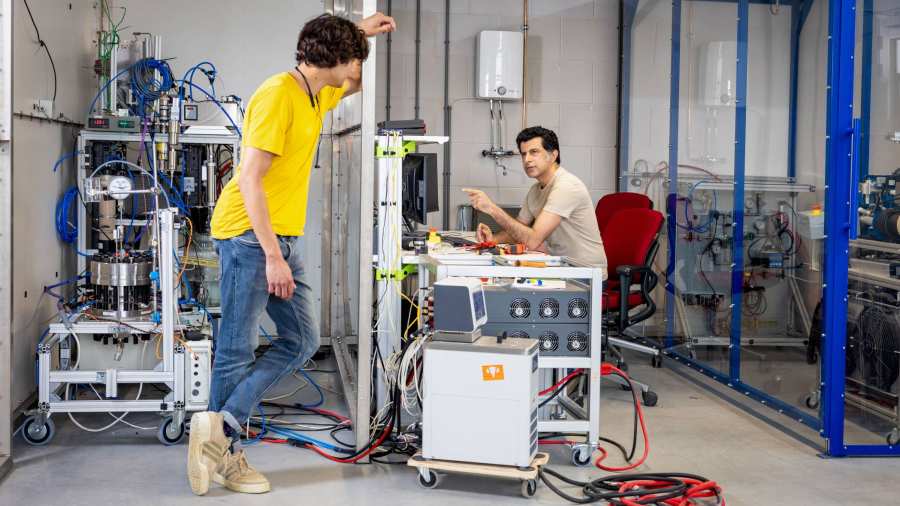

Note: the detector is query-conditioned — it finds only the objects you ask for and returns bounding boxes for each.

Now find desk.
[405,253,606,459]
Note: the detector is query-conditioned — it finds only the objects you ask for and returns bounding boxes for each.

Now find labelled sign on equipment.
[481,364,505,381]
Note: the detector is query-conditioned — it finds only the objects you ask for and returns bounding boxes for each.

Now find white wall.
[375,0,619,227]
[11,0,97,413]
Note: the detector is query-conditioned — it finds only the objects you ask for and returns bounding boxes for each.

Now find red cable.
[539,369,584,396]
[303,406,350,423]
[594,364,650,472]
[305,423,394,464]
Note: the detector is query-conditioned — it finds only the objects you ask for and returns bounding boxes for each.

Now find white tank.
[476,30,524,100]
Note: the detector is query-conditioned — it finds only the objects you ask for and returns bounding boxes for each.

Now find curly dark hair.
[296,14,369,68]
[516,126,561,164]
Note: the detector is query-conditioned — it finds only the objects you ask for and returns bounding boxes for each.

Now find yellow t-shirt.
[210,72,345,239]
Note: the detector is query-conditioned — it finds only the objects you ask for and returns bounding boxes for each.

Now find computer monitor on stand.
[402,152,438,228]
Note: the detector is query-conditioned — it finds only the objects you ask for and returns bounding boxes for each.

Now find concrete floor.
[3,352,900,505]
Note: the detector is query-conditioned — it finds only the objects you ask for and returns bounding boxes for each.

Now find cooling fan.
[568,298,588,319]
[509,298,531,319]
[539,298,560,319]
[539,331,559,352]
[566,332,588,353]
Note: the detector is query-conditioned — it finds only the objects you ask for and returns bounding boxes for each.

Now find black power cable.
[23,0,58,103]
[539,371,585,408]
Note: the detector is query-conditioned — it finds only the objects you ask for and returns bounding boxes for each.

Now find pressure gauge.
[107,176,132,200]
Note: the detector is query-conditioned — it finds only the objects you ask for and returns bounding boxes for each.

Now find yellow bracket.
[375,264,417,281]
[375,140,417,159]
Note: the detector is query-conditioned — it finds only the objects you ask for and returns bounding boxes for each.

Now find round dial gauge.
[108,176,132,200]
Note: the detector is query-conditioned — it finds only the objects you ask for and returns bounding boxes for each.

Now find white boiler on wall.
[476,30,524,100]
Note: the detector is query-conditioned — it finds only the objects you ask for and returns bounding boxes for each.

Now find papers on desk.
[427,249,493,265]
[494,254,563,267]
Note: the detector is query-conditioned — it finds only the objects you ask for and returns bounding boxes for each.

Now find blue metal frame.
[822,0,900,458]
[821,0,855,457]
[729,0,749,384]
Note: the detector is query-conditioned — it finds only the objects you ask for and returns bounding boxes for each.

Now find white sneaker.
[186,411,231,495]
[212,449,271,494]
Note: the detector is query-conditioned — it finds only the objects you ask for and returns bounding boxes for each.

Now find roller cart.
[408,452,550,498]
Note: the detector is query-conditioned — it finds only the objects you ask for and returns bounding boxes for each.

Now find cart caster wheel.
[651,355,663,368]
[21,416,55,446]
[572,447,592,467]
[157,416,185,445]
[887,429,900,446]
[642,390,658,407]
[804,395,819,410]
[418,470,438,489]
[521,479,537,498]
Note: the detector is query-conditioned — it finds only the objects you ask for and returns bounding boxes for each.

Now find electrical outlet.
[31,99,54,117]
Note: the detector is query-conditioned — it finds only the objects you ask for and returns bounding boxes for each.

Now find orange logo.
[482,364,505,381]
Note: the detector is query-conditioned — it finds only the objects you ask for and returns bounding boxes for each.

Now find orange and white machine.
[421,335,539,468]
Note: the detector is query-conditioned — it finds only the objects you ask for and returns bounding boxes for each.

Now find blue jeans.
[210,230,319,433]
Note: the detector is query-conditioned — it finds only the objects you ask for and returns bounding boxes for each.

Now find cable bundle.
[130,58,174,113]
[539,469,724,506]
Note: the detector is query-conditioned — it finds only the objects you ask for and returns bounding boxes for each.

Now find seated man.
[465,126,606,268]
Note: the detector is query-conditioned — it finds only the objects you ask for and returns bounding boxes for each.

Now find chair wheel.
[642,390,658,407]
[888,429,900,447]
[804,394,819,410]
[21,416,55,446]
[651,355,663,368]
[157,416,185,445]
[521,479,537,497]
[572,447,592,467]
[418,470,438,489]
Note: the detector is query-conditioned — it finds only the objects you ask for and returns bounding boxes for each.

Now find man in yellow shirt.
[187,13,395,496]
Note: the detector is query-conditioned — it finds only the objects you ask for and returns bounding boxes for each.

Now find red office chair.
[595,192,653,237]
[599,208,664,407]
[602,208,664,334]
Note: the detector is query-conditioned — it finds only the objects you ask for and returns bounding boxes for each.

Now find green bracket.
[375,140,417,159]
[374,264,418,281]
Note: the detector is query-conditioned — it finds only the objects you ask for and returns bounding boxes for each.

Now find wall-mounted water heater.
[476,30,524,100]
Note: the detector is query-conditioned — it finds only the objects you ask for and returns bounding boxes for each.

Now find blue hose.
[55,187,80,244]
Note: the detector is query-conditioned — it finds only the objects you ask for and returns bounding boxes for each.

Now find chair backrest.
[595,192,652,236]
[603,208,664,274]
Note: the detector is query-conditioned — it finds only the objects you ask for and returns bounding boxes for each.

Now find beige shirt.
[518,167,607,268]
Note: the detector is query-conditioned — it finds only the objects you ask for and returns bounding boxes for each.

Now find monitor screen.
[472,288,486,322]
[402,153,438,225]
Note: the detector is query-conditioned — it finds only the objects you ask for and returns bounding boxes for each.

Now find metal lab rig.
[24,209,196,446]
[20,125,238,446]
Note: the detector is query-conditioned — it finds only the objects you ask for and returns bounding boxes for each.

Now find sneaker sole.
[187,413,227,495]
[213,473,272,494]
